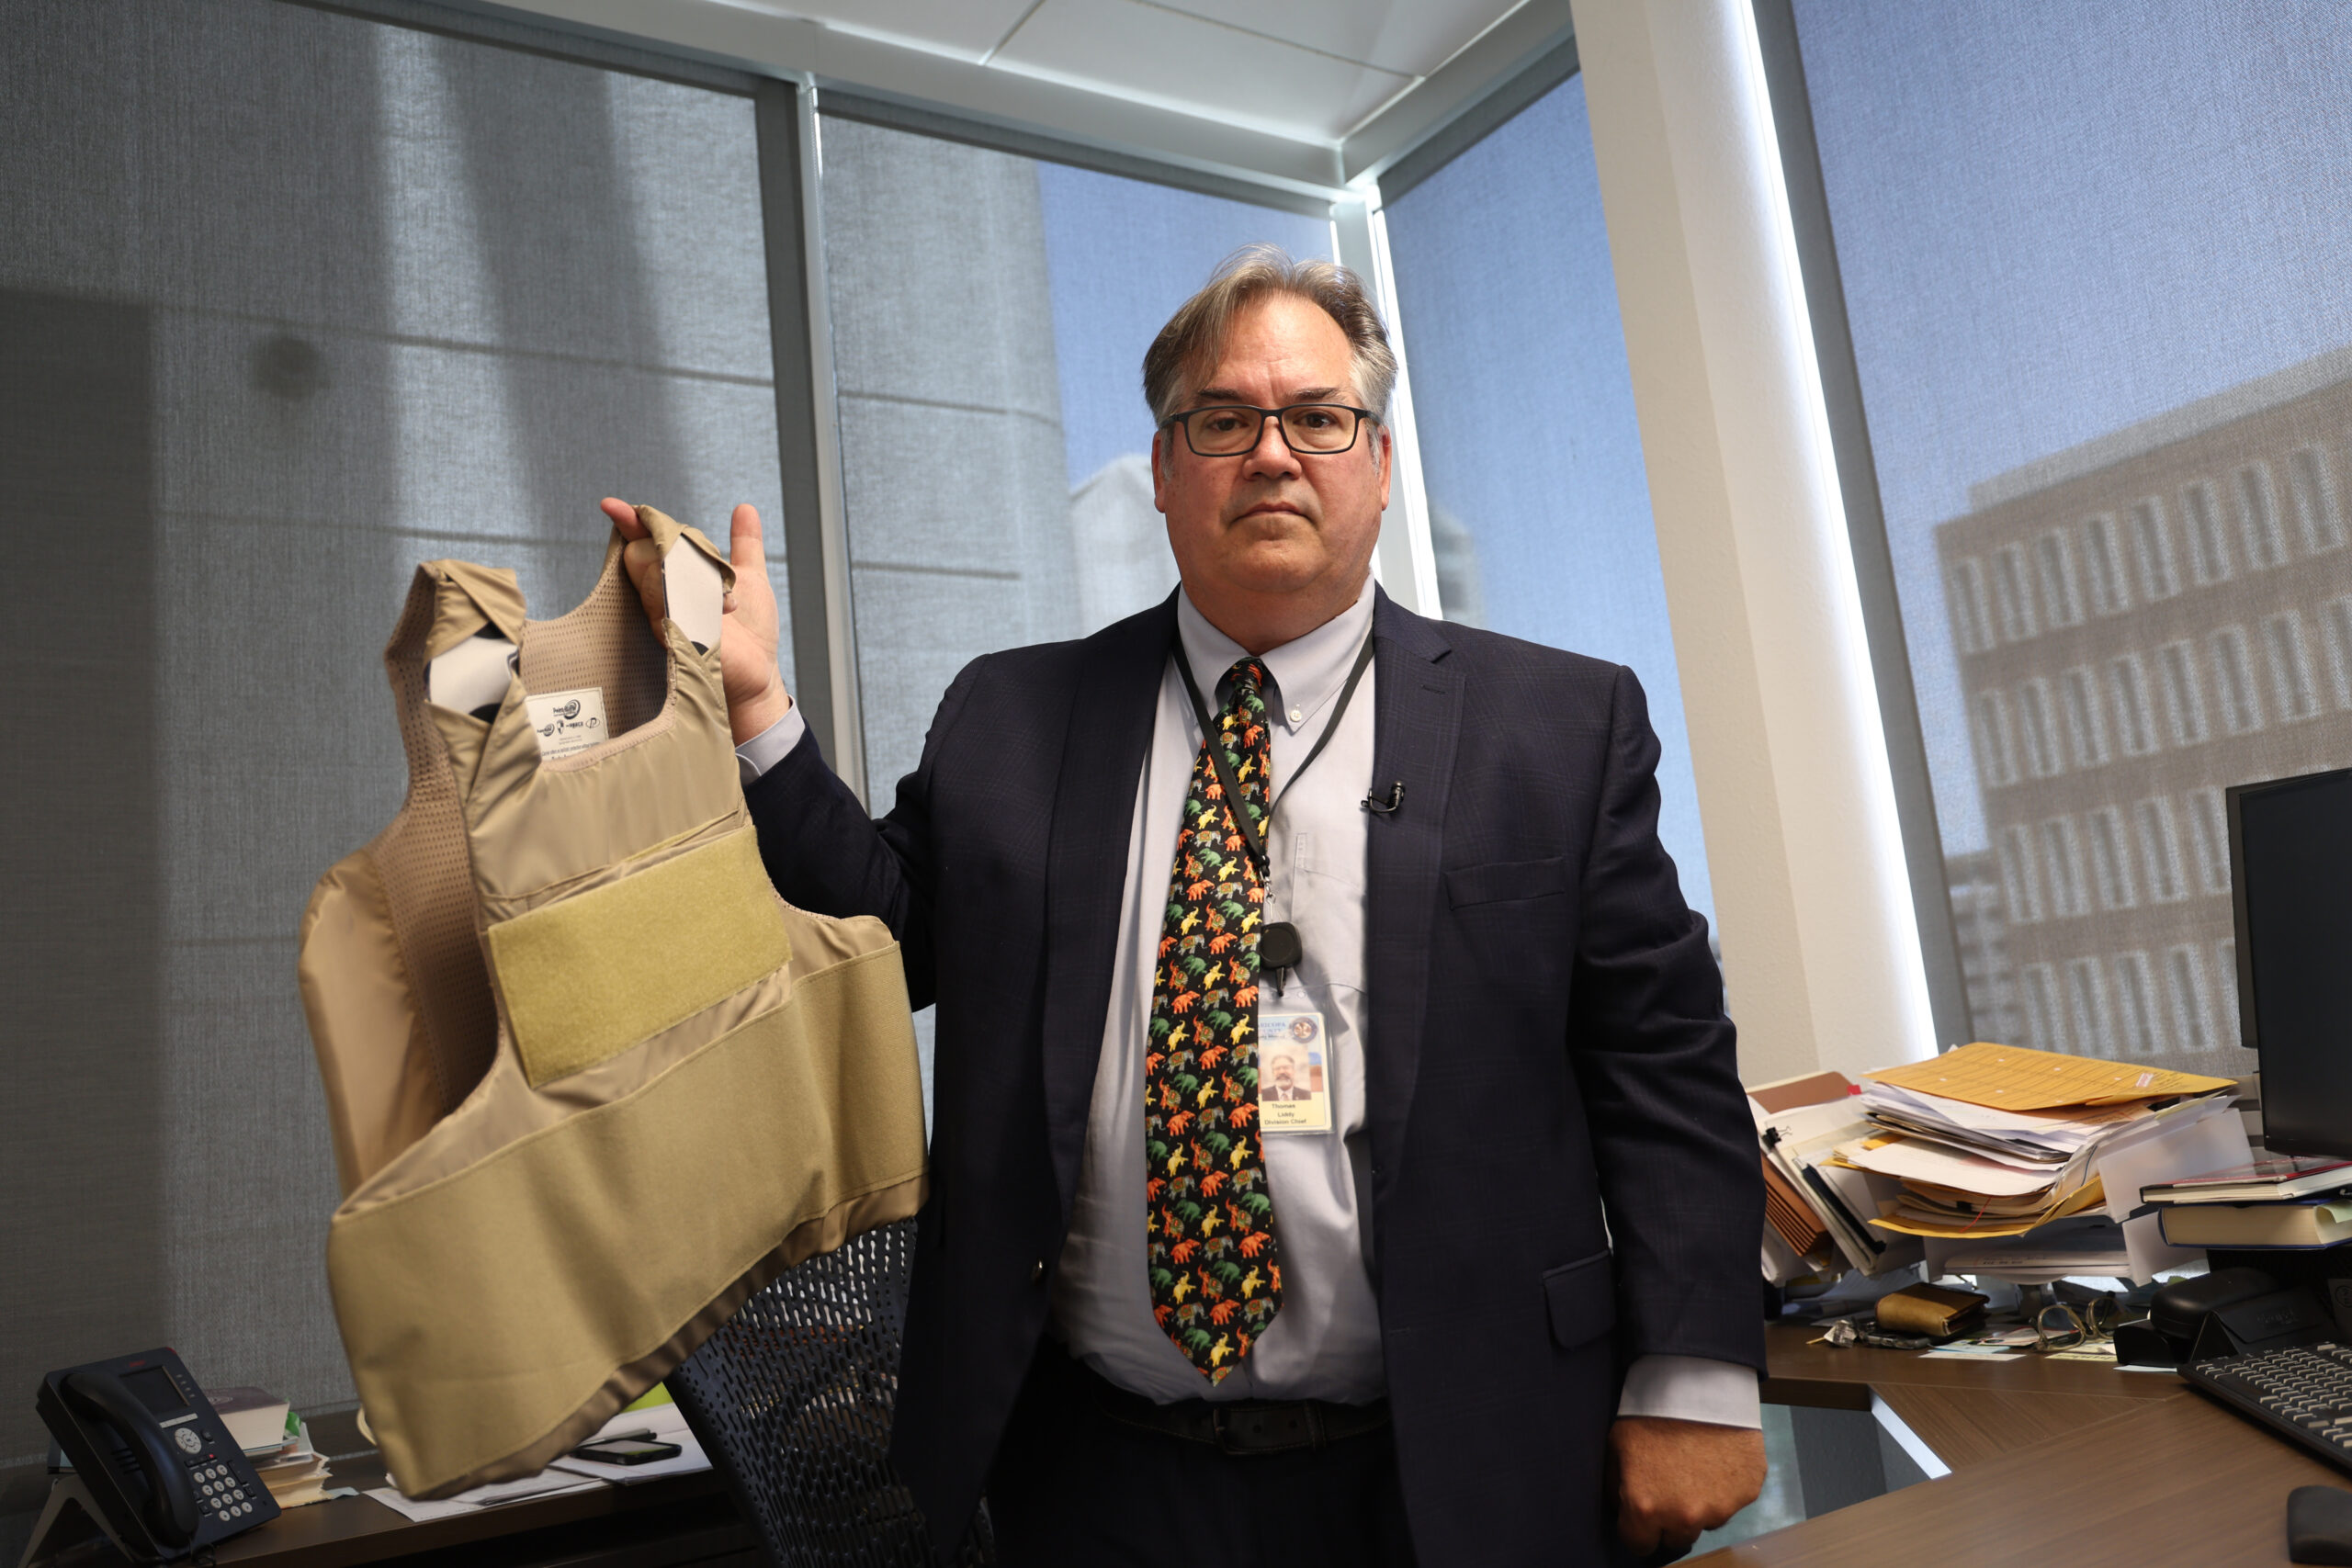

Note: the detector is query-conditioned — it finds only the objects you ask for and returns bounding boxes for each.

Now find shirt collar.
[1173,581,1374,736]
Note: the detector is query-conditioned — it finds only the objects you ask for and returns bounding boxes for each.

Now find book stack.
[2143,1156,2352,1249]
[208,1388,339,1508]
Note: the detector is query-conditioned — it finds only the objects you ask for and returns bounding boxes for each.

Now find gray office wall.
[0,0,786,1479]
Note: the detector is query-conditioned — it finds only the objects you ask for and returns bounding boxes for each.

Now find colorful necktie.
[1146,657,1283,1382]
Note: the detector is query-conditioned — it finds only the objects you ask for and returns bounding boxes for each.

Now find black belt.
[1077,1359,1390,1457]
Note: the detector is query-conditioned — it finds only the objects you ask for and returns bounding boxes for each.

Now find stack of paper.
[1751,1076,1923,1280]
[1843,1045,2241,1248]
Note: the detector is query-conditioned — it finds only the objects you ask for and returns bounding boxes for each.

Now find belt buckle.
[1212,1402,1321,1456]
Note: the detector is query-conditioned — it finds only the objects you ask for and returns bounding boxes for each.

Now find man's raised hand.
[601,498,792,744]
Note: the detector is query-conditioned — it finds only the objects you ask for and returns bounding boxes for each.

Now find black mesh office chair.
[667,1220,994,1567]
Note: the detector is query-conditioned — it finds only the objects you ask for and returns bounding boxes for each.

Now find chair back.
[669,1220,994,1566]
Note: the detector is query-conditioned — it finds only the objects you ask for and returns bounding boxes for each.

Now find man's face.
[1151,294,1391,626]
[1271,1056,1295,1088]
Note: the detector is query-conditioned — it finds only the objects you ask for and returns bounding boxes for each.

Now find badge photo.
[1257,1009,1331,1133]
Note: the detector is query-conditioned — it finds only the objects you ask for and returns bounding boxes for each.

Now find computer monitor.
[2230,766,2352,1157]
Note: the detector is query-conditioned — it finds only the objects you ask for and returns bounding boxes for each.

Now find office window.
[2081,513,2131,616]
[2324,596,2352,708]
[2087,806,2137,911]
[1787,0,2352,1074]
[2184,786,2231,898]
[0,0,786,1465]
[2156,639,2210,747]
[2129,498,2182,602]
[2060,665,2109,767]
[2000,822,2044,924]
[2136,796,2187,905]
[2035,529,2084,627]
[2015,678,2062,779]
[2019,963,2064,1052]
[1946,558,1992,654]
[2109,654,2160,756]
[816,115,1329,797]
[2064,957,2112,1059]
[1991,542,2039,641]
[2235,463,2290,570]
[2208,626,2263,736]
[2215,938,2242,1048]
[2165,943,2215,1053]
[2182,480,2233,586]
[2265,611,2322,721]
[2113,952,2164,1058]
[1383,72,1716,925]
[2289,446,2346,553]
[2039,816,2086,919]
[1973,689,2018,787]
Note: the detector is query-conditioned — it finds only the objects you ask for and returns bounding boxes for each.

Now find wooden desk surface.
[1691,1325,2344,1565]
[3,1411,751,1568]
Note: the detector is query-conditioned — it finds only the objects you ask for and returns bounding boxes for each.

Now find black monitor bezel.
[2227,764,2352,1156]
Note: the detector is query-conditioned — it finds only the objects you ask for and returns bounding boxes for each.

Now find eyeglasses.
[2034,1294,2122,1351]
[1160,403,1376,457]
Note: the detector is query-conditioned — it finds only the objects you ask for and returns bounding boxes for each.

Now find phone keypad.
[191,1461,254,1523]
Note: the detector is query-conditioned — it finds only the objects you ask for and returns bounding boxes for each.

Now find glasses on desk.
[2034,1294,2122,1351]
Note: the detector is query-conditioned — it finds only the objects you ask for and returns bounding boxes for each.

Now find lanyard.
[1171,627,1376,887]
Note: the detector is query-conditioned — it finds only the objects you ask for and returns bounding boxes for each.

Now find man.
[1264,1054,1311,1102]
[609,249,1764,1564]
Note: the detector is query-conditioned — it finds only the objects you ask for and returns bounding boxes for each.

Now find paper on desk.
[2092,1097,2249,1223]
[548,1403,711,1485]
[1865,1043,2235,1111]
[1835,1134,2064,1196]
[366,1470,605,1522]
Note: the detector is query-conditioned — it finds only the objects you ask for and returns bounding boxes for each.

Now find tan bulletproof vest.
[296,508,926,1499]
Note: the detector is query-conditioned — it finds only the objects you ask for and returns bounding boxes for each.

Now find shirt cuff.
[1615,1355,1762,1429]
[734,704,805,786]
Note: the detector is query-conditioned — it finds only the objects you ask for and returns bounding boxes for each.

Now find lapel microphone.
[1362,782,1405,815]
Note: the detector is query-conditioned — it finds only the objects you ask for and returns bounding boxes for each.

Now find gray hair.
[1142,244,1398,427]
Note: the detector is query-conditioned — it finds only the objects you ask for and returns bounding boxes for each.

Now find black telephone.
[27,1348,280,1564]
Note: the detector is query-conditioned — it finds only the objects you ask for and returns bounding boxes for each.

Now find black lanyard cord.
[1171,628,1376,884]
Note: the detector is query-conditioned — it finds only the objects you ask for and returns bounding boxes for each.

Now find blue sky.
[1794,0,2352,850]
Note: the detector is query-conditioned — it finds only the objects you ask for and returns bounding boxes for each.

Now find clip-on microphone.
[1362,782,1405,815]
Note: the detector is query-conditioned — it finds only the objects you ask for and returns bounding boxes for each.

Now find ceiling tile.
[1143,0,1521,77]
[724,0,1038,63]
[992,0,1414,143]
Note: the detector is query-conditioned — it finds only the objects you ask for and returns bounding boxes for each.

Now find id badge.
[1256,1007,1331,1134]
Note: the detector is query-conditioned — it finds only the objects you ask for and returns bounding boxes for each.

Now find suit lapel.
[1039,592,1177,1225]
[1363,588,1461,1226]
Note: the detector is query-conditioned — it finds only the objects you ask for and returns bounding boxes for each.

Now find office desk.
[1694,1325,2346,1565]
[1,1412,755,1568]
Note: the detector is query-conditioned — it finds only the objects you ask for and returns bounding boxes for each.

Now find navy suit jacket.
[742,587,1764,1566]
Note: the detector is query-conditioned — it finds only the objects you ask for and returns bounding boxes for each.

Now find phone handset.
[61,1371,199,1551]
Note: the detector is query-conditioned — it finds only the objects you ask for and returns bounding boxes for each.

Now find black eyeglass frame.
[1158,402,1380,458]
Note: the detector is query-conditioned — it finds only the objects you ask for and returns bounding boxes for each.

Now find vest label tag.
[526,686,608,759]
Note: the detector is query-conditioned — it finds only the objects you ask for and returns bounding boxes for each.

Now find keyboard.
[2184,1341,2352,1472]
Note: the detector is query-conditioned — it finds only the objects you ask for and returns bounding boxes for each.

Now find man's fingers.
[729,502,763,570]
[601,496,646,538]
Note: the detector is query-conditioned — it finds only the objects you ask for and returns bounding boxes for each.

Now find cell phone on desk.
[30,1347,281,1563]
[571,1437,682,1465]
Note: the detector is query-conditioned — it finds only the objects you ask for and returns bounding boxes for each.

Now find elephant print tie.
[1146,657,1283,1382]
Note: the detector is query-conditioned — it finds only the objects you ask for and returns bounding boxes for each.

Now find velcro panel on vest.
[485,827,789,1087]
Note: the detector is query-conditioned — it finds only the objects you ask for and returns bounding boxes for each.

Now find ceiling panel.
[1143,0,1521,78]
[721,0,1035,63]
[994,0,1413,143]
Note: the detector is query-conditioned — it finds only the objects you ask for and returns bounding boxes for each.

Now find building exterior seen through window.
[1793,0,2352,1074]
